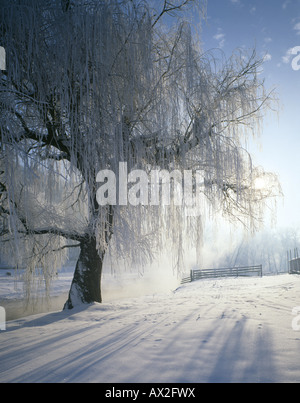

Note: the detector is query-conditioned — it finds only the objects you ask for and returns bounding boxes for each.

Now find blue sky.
[199,0,300,229]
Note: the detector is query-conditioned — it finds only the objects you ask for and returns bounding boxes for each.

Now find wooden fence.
[289,258,300,274]
[181,265,263,284]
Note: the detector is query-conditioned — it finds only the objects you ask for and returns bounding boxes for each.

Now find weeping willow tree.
[0,0,281,309]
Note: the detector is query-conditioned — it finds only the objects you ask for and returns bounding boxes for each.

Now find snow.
[1,273,300,383]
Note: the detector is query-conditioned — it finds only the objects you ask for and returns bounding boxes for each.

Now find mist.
[2,221,300,321]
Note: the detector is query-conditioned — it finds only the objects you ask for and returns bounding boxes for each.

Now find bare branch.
[152,0,194,27]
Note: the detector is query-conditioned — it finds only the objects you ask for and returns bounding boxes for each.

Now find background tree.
[0,0,281,309]
[219,227,300,274]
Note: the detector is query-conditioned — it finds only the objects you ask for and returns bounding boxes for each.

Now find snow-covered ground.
[1,273,300,383]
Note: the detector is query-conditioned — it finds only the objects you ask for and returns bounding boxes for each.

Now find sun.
[254,176,268,190]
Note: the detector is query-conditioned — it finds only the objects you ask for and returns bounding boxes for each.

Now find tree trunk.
[64,236,103,309]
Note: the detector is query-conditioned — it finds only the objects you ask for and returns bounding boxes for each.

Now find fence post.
[190,270,193,282]
[260,265,263,277]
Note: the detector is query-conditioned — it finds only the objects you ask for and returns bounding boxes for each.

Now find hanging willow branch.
[0,0,281,303]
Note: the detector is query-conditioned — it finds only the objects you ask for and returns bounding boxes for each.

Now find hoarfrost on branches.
[0,0,281,307]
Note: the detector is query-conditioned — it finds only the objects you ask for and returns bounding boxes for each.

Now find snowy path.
[1,274,300,383]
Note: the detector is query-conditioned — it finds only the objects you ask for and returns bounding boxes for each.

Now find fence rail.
[181,265,263,284]
[289,258,300,274]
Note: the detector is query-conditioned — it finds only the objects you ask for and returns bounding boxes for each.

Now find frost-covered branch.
[0,0,281,306]
[151,0,201,27]
[0,194,85,242]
